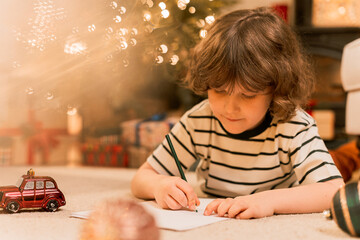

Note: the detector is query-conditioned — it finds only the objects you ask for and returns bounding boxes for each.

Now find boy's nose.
[223,95,240,115]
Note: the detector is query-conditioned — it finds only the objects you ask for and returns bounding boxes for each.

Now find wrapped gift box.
[120,114,179,150]
[81,142,125,167]
[127,145,152,168]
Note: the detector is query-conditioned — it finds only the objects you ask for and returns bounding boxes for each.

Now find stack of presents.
[81,133,125,167]
[81,114,179,168]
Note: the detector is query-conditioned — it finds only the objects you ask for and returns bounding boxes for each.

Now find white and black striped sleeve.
[289,121,342,185]
[146,112,198,177]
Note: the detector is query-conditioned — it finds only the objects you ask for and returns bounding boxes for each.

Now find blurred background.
[0,0,359,167]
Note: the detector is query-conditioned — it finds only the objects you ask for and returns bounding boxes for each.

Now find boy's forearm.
[131,163,166,200]
[264,179,344,214]
[131,169,157,199]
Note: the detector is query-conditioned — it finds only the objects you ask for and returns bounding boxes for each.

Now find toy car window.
[15,178,23,188]
[36,181,44,189]
[46,181,55,189]
[24,181,34,190]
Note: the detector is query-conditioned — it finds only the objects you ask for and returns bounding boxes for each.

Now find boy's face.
[208,85,272,134]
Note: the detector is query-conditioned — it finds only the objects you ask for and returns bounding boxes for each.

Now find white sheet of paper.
[140,198,228,231]
[70,198,228,231]
[70,210,91,219]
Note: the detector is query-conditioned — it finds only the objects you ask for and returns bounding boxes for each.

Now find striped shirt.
[147,100,342,197]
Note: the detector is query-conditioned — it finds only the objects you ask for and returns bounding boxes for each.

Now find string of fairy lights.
[15,0,224,64]
[100,0,222,69]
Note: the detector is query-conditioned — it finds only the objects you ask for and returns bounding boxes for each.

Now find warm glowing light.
[123,59,130,67]
[46,92,54,100]
[144,13,152,21]
[106,27,114,34]
[67,107,78,116]
[189,6,196,14]
[114,15,122,23]
[161,10,170,18]
[312,0,360,27]
[156,55,164,64]
[159,44,168,53]
[338,6,346,15]
[118,28,128,36]
[64,42,87,55]
[28,39,36,47]
[170,55,179,65]
[67,111,83,135]
[50,34,56,41]
[20,0,65,51]
[146,0,154,8]
[26,87,34,95]
[130,38,137,46]
[88,24,96,32]
[177,1,187,10]
[159,2,166,10]
[196,19,206,28]
[119,6,126,14]
[199,29,207,38]
[120,41,128,49]
[131,28,138,36]
[111,1,117,9]
[205,15,215,24]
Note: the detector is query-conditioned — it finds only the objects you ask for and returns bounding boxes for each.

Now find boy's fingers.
[204,199,223,216]
[228,203,247,218]
[176,179,198,209]
[217,201,232,217]
[217,198,238,217]
[196,197,201,207]
[169,186,188,208]
[164,195,183,210]
[236,208,253,219]
[188,197,198,210]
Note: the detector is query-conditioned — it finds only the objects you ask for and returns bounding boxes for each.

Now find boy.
[131,7,343,219]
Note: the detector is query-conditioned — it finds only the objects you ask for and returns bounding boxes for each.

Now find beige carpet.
[0,166,354,240]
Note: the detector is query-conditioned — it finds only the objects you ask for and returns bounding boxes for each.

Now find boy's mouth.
[223,116,243,122]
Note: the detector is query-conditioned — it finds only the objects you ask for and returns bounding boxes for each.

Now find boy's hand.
[203,193,275,219]
[154,175,200,210]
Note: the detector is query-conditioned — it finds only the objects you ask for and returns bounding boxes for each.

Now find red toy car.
[0,169,66,213]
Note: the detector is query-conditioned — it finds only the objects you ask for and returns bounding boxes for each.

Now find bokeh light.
[0,0,228,134]
[159,2,166,10]
[199,29,207,38]
[161,9,170,18]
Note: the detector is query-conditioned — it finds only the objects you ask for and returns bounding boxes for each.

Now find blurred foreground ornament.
[81,199,159,240]
[324,181,360,236]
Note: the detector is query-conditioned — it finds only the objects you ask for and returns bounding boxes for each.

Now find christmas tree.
[103,0,236,119]
[7,0,236,128]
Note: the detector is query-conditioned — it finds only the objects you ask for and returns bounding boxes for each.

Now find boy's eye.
[242,94,256,99]
[214,89,226,94]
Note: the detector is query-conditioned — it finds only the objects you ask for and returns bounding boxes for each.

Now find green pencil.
[165,134,187,181]
[165,134,198,212]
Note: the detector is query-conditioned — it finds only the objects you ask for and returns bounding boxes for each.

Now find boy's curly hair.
[184,7,315,121]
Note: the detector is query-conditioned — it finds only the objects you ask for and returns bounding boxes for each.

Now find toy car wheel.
[6,201,20,213]
[46,199,59,212]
